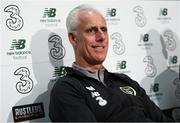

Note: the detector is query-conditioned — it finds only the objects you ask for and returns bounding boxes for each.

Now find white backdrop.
[1,0,180,122]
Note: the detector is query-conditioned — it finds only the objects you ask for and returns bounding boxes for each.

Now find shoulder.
[109,72,136,84]
[51,66,86,95]
[109,71,146,94]
[113,72,132,80]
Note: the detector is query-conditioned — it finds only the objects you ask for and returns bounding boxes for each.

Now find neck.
[75,60,103,72]
[72,63,106,84]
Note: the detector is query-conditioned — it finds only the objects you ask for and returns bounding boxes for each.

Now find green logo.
[43,8,56,18]
[116,61,127,70]
[106,8,116,17]
[53,66,67,77]
[169,56,178,65]
[160,8,168,16]
[10,39,26,50]
[150,83,159,93]
[142,33,149,42]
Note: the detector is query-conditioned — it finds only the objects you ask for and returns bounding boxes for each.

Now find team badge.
[120,86,136,96]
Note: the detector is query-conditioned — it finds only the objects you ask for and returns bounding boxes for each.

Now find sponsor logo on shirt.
[120,86,136,96]
[86,86,107,106]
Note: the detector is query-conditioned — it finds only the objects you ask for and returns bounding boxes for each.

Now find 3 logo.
[14,67,33,94]
[163,30,176,51]
[48,35,66,60]
[4,5,24,31]
[111,32,125,55]
[133,6,146,27]
[143,56,157,78]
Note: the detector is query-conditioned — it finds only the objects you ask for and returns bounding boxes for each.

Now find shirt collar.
[72,62,105,83]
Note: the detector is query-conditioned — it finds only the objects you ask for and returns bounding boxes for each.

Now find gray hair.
[66,4,100,34]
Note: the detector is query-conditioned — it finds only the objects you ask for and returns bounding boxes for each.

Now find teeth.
[93,46,104,51]
[96,46,103,49]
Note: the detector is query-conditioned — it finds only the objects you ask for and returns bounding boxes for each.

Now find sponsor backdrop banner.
[1,0,180,122]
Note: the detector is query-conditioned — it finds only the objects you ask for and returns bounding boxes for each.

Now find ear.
[68,32,77,47]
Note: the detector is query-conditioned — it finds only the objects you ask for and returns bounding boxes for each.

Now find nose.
[95,28,105,42]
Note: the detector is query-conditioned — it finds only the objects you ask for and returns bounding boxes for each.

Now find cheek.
[79,37,93,49]
[77,35,95,51]
[76,40,87,53]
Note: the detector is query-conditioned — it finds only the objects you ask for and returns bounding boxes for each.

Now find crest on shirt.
[120,86,136,96]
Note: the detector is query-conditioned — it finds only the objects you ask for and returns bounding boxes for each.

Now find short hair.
[66,4,101,34]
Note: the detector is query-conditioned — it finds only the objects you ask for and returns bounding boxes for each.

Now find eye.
[86,27,98,34]
[101,27,107,32]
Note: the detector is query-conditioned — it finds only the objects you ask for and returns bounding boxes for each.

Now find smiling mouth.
[92,45,104,48]
[92,45,105,51]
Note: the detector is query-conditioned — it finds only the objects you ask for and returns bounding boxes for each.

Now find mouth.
[92,45,105,51]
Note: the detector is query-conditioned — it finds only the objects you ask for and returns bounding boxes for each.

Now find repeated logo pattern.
[133,5,146,27]
[4,5,24,31]
[163,30,176,51]
[14,67,33,94]
[143,56,157,78]
[48,35,66,60]
[111,32,125,55]
[1,1,180,122]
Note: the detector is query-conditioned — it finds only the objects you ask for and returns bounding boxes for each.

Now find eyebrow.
[85,26,107,32]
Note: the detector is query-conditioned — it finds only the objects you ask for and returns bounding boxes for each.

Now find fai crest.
[120,86,136,96]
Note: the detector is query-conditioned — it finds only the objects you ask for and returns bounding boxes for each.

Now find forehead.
[78,10,106,27]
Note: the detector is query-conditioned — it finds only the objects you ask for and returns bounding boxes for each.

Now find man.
[49,4,172,122]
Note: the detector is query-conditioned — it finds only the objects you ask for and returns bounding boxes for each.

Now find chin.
[95,58,105,64]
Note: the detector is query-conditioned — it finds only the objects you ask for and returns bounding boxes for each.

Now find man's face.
[73,10,109,66]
